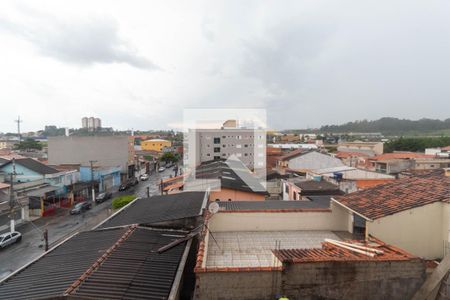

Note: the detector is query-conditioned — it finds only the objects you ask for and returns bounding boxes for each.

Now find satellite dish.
[208,202,220,214]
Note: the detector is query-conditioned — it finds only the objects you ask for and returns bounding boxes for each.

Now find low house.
[277,150,345,173]
[185,159,268,201]
[141,138,172,152]
[425,145,450,158]
[0,158,80,217]
[194,201,425,300]
[337,141,384,156]
[367,152,434,174]
[335,151,370,168]
[79,165,121,193]
[282,178,342,200]
[333,169,450,259]
[308,166,395,193]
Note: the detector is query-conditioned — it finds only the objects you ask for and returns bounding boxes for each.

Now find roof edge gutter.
[331,197,373,222]
[168,238,193,300]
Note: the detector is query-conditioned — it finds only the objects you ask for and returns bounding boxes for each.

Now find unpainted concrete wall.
[195,271,281,300]
[282,260,425,300]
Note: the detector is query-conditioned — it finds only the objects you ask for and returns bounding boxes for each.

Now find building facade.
[189,128,266,170]
[141,139,172,152]
[48,136,132,177]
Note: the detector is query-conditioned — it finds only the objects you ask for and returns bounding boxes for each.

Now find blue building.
[79,166,121,192]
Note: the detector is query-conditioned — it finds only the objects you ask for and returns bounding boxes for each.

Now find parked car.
[130,177,139,186]
[158,167,166,172]
[95,192,112,203]
[70,202,92,215]
[119,182,130,191]
[140,174,149,181]
[0,231,22,249]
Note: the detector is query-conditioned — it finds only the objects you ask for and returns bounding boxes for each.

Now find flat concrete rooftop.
[206,231,343,268]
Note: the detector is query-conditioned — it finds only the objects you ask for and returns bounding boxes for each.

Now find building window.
[223,145,226,148]
[214,147,220,153]
[214,137,220,144]
[236,144,241,148]
[244,144,248,147]
[206,153,210,156]
[244,153,248,156]
[214,156,220,160]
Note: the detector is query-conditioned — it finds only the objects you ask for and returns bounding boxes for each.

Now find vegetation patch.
[112,195,136,209]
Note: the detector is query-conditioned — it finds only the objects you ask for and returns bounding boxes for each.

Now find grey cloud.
[0,13,158,70]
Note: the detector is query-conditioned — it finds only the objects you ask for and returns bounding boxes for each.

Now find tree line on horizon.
[319,117,450,134]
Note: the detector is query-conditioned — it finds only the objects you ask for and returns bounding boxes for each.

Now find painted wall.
[141,139,172,152]
[208,203,351,232]
[367,201,447,259]
[79,166,121,192]
[0,163,43,183]
[209,188,265,201]
[48,136,130,173]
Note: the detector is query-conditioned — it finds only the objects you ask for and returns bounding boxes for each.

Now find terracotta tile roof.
[335,151,370,158]
[278,149,307,161]
[273,237,416,263]
[334,169,450,220]
[369,152,433,161]
[442,145,450,151]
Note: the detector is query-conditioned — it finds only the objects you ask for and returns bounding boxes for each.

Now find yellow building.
[141,139,172,152]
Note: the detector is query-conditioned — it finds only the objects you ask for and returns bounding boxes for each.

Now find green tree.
[160,152,179,164]
[14,138,43,150]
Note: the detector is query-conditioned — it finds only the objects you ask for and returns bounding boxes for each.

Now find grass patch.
[112,195,136,209]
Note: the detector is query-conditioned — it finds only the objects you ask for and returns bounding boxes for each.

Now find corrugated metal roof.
[72,228,187,299]
[99,192,206,229]
[0,227,190,300]
[0,228,127,300]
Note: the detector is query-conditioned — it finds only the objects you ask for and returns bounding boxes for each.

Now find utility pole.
[9,159,17,233]
[146,186,150,198]
[89,160,97,203]
[14,116,23,143]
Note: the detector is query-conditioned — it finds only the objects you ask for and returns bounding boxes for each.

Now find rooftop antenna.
[15,116,22,143]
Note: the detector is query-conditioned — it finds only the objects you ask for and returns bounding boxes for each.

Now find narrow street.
[0,167,176,281]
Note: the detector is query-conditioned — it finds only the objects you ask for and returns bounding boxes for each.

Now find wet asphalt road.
[0,167,176,281]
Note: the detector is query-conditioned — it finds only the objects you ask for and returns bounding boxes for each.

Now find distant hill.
[315,117,450,136]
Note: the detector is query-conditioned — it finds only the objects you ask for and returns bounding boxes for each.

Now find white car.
[158,167,166,172]
[140,174,149,181]
[0,231,22,248]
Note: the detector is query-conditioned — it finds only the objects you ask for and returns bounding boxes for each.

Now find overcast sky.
[0,0,449,132]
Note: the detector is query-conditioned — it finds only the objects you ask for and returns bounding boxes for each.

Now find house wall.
[287,151,344,171]
[0,163,43,183]
[195,271,280,300]
[208,203,351,232]
[209,188,265,202]
[367,202,446,259]
[48,136,130,173]
[141,140,172,152]
[282,260,425,300]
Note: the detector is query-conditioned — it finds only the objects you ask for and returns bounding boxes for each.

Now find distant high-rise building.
[81,117,88,129]
[82,116,102,131]
[94,118,102,129]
